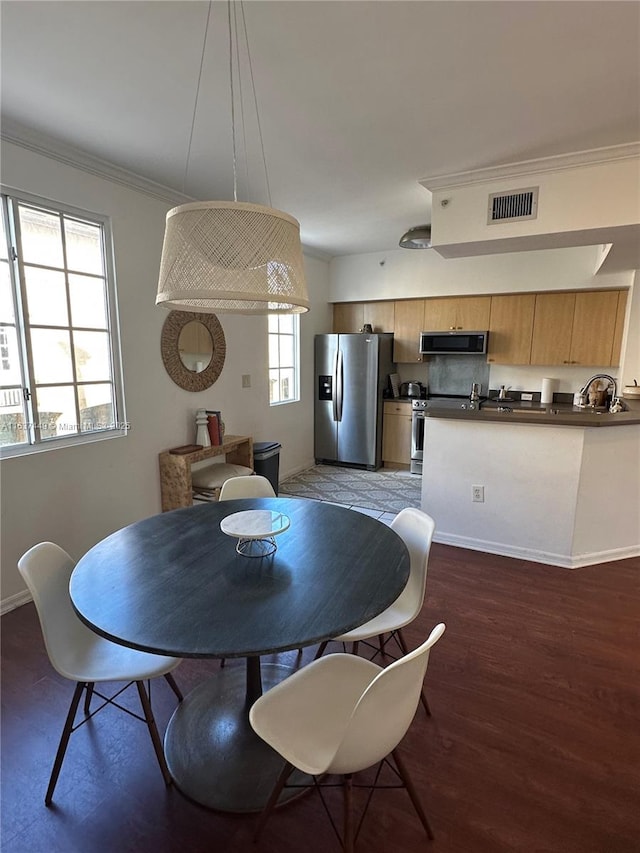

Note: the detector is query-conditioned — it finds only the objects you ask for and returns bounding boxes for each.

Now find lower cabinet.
[382,401,412,466]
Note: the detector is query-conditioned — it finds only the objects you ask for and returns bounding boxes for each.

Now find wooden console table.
[159,435,254,511]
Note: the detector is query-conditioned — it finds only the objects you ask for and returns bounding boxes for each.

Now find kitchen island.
[421,405,640,568]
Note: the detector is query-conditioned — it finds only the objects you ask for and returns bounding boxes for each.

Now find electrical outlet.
[472,485,484,503]
[521,392,533,401]
[241,374,251,388]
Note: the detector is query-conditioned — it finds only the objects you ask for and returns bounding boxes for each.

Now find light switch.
[242,374,251,388]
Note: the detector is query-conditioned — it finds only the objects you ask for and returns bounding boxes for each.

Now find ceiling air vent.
[488,187,538,224]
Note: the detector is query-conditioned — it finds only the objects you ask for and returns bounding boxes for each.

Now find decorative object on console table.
[206,410,223,445]
[207,412,221,446]
[195,409,211,448]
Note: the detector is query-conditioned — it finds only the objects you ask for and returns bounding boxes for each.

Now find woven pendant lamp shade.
[156,200,309,314]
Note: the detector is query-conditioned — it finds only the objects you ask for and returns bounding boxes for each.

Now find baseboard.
[279,459,316,482]
[433,532,640,569]
[1,589,32,615]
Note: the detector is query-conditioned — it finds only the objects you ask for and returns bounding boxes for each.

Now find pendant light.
[156,1,309,315]
[399,224,432,249]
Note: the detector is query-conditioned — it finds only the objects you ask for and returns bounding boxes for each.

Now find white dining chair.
[314,507,435,713]
[219,474,276,500]
[17,542,183,805]
[250,623,445,851]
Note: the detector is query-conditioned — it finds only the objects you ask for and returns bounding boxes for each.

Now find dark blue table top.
[70,497,410,659]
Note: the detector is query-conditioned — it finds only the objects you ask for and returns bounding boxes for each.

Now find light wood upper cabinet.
[487,294,535,364]
[423,296,491,331]
[611,290,628,367]
[570,290,621,367]
[363,301,395,332]
[530,292,576,365]
[393,300,425,363]
[382,401,412,466]
[333,303,364,333]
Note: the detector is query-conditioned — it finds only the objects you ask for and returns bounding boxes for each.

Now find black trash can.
[253,441,282,495]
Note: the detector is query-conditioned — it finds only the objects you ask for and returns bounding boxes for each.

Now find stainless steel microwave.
[419,330,489,355]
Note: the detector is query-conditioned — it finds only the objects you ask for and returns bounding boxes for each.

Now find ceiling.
[1,1,639,259]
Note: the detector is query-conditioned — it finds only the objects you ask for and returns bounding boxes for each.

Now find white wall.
[0,141,331,609]
[421,418,640,567]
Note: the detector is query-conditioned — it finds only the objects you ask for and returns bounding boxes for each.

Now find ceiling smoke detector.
[399,224,432,249]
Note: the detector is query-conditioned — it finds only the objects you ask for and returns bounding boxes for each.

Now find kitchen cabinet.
[363,301,395,332]
[487,294,535,365]
[333,303,364,333]
[382,400,412,466]
[531,289,627,367]
[530,292,576,365]
[423,296,491,331]
[393,300,425,363]
[570,290,625,367]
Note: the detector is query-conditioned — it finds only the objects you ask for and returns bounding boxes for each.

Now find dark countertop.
[426,401,640,427]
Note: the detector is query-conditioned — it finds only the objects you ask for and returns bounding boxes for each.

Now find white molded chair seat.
[250,623,445,851]
[314,508,435,717]
[17,542,183,805]
[219,474,276,500]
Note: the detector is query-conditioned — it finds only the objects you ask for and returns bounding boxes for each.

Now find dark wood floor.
[2,544,639,853]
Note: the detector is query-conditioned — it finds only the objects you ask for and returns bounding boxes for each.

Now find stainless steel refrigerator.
[314,333,395,470]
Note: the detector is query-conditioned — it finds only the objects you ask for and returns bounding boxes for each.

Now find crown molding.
[1,118,193,206]
[421,142,640,191]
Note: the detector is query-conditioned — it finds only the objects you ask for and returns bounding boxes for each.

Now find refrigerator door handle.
[332,348,339,422]
[335,347,344,422]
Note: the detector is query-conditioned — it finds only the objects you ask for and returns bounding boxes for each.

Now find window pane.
[269,369,280,403]
[79,384,114,431]
[1,261,15,324]
[34,385,77,438]
[268,315,279,333]
[0,386,27,446]
[31,328,74,383]
[64,218,104,275]
[280,368,294,401]
[0,326,22,383]
[278,335,294,368]
[268,334,280,367]
[69,274,108,329]
[0,211,8,262]
[24,266,68,326]
[73,330,111,382]
[18,205,64,268]
[278,314,294,334]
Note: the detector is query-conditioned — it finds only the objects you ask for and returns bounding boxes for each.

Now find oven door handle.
[411,411,426,451]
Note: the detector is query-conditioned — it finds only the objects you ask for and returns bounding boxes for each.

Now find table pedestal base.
[164,662,311,812]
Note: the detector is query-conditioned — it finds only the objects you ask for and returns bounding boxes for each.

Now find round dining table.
[70,497,410,812]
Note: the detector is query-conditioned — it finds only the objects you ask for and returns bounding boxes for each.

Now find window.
[0,191,125,454]
[268,314,299,405]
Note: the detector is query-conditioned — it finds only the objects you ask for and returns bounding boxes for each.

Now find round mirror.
[161,311,226,392]
[178,321,213,372]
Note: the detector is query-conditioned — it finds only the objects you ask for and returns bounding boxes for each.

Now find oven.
[410,400,428,475]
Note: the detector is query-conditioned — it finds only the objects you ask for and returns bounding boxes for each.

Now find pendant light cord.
[227,0,239,203]
[183,0,213,196]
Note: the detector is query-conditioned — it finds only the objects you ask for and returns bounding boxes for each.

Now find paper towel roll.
[541,378,557,405]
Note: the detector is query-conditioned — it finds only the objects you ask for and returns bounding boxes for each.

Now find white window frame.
[268,313,300,406]
[0,188,126,458]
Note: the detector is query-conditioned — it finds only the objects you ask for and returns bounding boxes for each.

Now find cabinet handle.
[449,326,455,330]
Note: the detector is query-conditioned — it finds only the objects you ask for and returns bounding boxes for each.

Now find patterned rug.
[279,465,422,513]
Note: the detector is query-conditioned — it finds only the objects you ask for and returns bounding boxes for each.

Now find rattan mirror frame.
[161,310,226,392]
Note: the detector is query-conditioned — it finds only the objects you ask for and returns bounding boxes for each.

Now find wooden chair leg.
[351,641,359,656]
[397,629,431,716]
[45,681,85,806]
[378,634,386,657]
[343,774,355,853]
[135,681,172,786]
[164,672,183,702]
[83,682,95,714]
[254,761,295,841]
[314,640,329,660]
[220,658,226,668]
[392,749,434,840]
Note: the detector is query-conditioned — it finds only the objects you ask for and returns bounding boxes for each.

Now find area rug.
[279,465,421,513]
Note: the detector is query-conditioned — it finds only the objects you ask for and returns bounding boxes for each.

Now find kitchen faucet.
[578,374,618,411]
